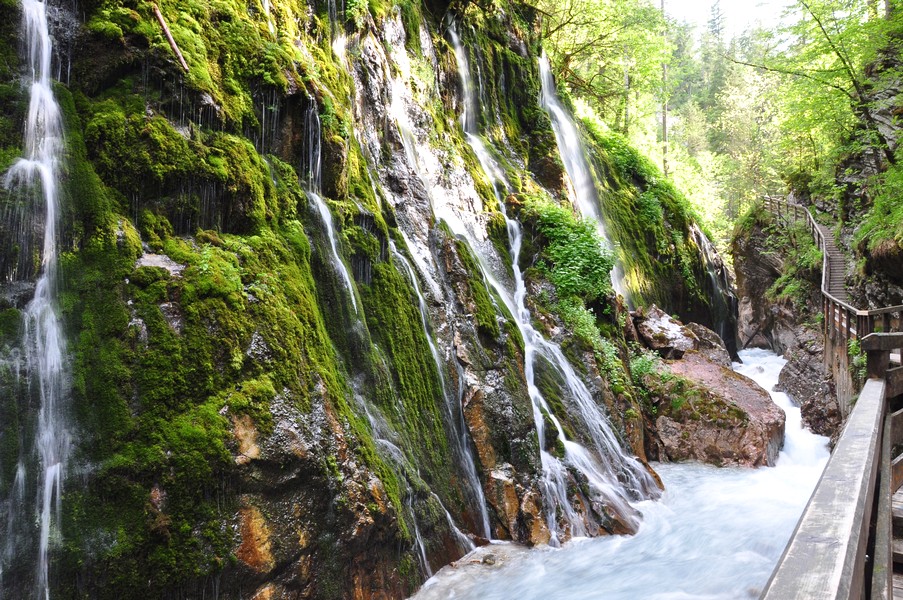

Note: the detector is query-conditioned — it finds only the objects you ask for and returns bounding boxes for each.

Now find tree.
[741,0,902,167]
[538,0,670,132]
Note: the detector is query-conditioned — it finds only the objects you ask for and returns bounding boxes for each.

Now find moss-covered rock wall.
[0,0,737,597]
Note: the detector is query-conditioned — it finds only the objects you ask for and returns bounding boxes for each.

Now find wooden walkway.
[814,221,851,304]
[759,197,903,600]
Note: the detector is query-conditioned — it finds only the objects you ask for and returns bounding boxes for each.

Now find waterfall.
[390,240,492,538]
[446,24,658,544]
[537,54,630,304]
[300,99,358,314]
[2,0,70,597]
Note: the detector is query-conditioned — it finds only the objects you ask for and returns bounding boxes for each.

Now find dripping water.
[1,0,70,597]
[390,240,492,538]
[691,225,739,357]
[300,98,358,314]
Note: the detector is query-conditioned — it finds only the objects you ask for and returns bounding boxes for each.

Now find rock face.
[731,207,841,438]
[0,0,737,597]
[776,328,840,437]
[633,312,785,468]
[634,305,699,359]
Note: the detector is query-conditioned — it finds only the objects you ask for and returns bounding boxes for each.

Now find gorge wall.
[0,0,737,597]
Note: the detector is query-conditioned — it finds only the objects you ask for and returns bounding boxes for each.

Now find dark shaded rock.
[775,329,840,438]
[685,322,732,368]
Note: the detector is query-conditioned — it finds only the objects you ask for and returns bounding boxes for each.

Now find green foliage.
[84,0,308,125]
[538,0,668,130]
[854,151,903,255]
[763,220,822,309]
[848,338,867,383]
[520,195,614,302]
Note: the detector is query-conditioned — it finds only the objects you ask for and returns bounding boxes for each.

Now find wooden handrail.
[760,378,887,599]
[760,198,903,600]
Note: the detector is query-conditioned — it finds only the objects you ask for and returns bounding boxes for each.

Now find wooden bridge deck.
[814,221,850,304]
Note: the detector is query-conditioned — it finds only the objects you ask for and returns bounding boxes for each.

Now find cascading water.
[300,99,359,314]
[445,24,658,544]
[390,240,491,538]
[260,0,275,35]
[537,54,630,304]
[412,349,830,599]
[1,0,70,597]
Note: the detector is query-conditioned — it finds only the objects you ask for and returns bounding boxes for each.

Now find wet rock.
[135,252,185,277]
[236,503,275,574]
[685,322,732,368]
[776,330,840,438]
[634,305,698,359]
[645,352,785,467]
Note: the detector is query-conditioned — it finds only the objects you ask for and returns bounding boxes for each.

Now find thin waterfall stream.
[1,0,70,597]
[390,240,492,539]
[412,349,830,599]
[538,55,630,304]
[300,99,359,314]
[443,24,659,545]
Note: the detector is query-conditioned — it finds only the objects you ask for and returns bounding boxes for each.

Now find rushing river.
[412,348,830,600]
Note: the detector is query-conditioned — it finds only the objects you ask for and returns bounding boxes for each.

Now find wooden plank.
[889,367,903,400]
[893,572,903,597]
[863,333,903,352]
[892,409,903,448]
[761,379,887,600]
[894,454,903,493]
[872,416,893,600]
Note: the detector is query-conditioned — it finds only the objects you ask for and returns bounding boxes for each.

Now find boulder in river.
[634,305,699,359]
[634,314,786,467]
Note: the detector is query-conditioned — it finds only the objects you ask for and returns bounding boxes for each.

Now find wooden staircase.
[816,221,850,304]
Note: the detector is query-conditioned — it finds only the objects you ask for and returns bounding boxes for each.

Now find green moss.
[520,194,614,302]
[0,308,19,345]
[361,260,454,494]
[453,239,501,339]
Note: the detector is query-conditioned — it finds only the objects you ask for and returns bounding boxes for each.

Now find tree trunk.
[661,0,669,177]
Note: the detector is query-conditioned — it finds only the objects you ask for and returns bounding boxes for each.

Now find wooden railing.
[762,196,903,349]
[759,195,903,599]
[760,334,903,599]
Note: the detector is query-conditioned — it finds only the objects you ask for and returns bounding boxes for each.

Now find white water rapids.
[412,348,829,599]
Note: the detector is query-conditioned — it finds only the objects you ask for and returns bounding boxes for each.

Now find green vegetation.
[520,194,614,302]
